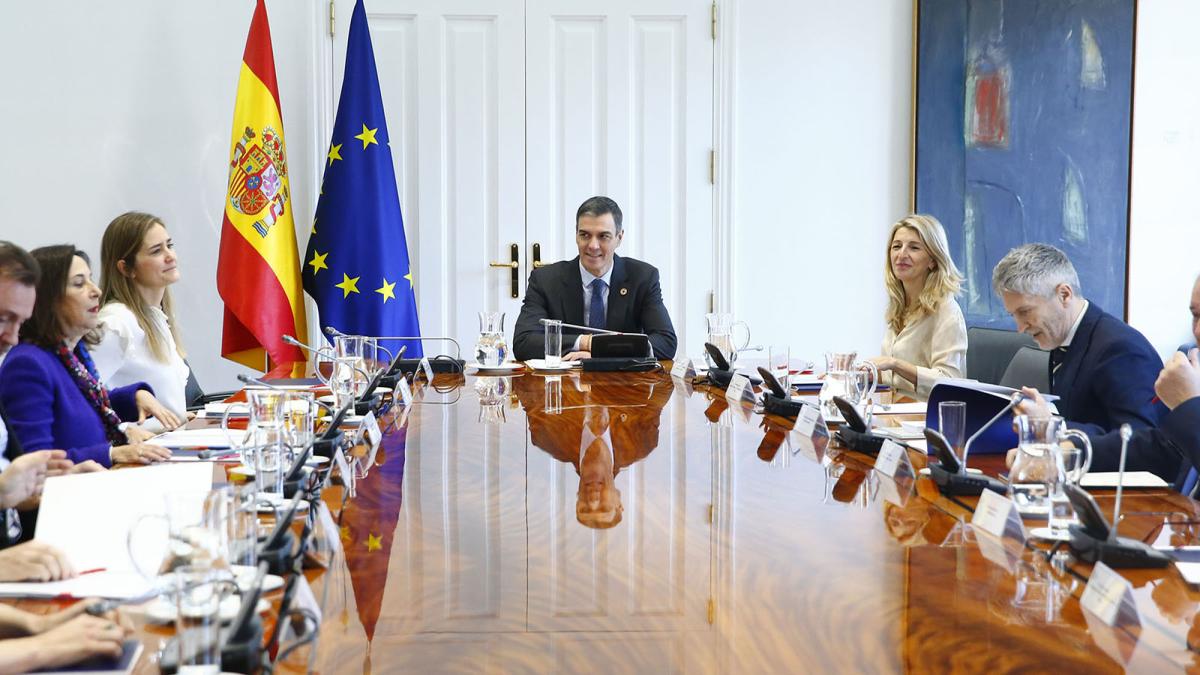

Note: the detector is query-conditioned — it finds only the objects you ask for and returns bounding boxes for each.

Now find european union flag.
[303,0,422,358]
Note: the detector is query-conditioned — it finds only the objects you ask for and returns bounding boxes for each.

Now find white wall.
[0,1,327,391]
[730,0,912,366]
[1128,0,1200,358]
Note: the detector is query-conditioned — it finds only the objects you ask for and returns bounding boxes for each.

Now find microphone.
[324,326,349,338]
[960,391,1025,475]
[1110,424,1132,541]
[538,318,620,335]
[282,334,335,359]
[1063,423,1170,568]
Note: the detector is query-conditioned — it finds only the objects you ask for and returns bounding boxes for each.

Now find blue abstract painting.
[915,0,1135,328]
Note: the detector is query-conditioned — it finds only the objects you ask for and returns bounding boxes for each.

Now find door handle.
[489,243,519,298]
[532,242,547,268]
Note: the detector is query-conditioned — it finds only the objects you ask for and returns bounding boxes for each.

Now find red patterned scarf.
[53,343,126,445]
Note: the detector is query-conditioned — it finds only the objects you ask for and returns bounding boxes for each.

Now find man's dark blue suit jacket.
[1052,302,1167,474]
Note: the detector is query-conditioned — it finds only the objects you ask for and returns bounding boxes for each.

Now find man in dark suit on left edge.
[512,196,677,361]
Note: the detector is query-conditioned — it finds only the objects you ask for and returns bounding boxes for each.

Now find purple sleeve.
[109,382,153,422]
[0,351,112,467]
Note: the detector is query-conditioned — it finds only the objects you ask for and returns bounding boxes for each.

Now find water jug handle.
[1061,428,1093,481]
[857,361,879,400]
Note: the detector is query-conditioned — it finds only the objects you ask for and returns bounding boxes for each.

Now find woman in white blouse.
[91,212,190,423]
[869,214,967,400]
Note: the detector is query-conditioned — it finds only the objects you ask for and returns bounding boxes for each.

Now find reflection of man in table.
[514,373,673,529]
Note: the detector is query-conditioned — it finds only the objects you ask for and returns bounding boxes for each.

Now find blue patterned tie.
[588,278,606,329]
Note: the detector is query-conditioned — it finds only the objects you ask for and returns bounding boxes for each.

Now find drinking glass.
[225,484,258,568]
[544,319,563,367]
[544,375,563,414]
[768,345,790,390]
[938,401,967,464]
[255,441,287,501]
[282,391,315,451]
[175,565,229,674]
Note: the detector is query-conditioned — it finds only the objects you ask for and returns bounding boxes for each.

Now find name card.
[333,447,355,497]
[793,404,821,436]
[725,373,756,407]
[1081,561,1140,627]
[670,359,697,380]
[873,439,914,480]
[358,411,382,450]
[394,376,413,406]
[418,357,434,383]
[971,489,1026,542]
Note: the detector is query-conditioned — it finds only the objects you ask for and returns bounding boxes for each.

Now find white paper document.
[34,463,213,574]
[1078,471,1169,489]
[151,428,235,449]
[0,570,154,600]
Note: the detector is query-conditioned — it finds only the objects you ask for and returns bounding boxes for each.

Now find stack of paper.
[0,463,213,599]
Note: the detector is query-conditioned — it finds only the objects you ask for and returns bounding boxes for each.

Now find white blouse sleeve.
[914,299,967,399]
[92,305,136,382]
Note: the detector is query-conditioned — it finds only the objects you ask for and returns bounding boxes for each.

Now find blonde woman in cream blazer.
[870,215,967,401]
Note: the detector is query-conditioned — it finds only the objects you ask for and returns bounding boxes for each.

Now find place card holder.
[1081,561,1141,628]
[670,358,697,381]
[394,376,414,406]
[790,404,830,464]
[971,489,1028,544]
[420,357,435,383]
[874,439,915,482]
[725,373,757,408]
[333,446,356,499]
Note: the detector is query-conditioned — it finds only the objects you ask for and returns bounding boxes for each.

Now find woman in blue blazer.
[0,245,173,467]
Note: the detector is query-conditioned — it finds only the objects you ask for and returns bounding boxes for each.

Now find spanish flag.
[217,0,307,377]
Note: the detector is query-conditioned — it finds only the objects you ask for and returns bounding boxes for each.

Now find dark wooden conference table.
[18,364,1200,673]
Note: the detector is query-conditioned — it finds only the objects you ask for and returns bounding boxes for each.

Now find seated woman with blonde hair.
[869,214,967,400]
[91,212,190,422]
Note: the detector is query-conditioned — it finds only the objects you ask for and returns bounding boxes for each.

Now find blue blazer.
[1088,397,1200,486]
[1052,303,1166,471]
[512,254,677,361]
[0,344,149,467]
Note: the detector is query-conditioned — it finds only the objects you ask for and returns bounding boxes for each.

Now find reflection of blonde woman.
[869,214,967,400]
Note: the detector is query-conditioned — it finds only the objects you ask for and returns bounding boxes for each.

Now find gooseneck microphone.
[959,391,1025,475]
[1110,424,1132,541]
[324,326,348,338]
[538,318,620,335]
[282,334,335,358]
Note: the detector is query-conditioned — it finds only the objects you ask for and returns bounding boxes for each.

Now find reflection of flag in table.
[304,0,422,358]
[339,428,406,642]
[217,0,308,377]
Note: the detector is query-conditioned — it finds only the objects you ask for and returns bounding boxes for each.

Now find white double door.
[333,0,715,358]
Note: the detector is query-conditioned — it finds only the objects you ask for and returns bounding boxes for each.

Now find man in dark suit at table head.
[512,196,677,361]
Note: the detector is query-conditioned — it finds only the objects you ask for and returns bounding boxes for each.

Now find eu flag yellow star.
[327,143,343,166]
[404,271,414,290]
[308,250,329,274]
[335,273,361,298]
[366,533,382,552]
[340,525,352,542]
[375,278,396,302]
[354,123,379,149]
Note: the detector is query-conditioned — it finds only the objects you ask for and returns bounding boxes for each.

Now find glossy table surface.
[301,367,1200,673]
[17,365,1200,673]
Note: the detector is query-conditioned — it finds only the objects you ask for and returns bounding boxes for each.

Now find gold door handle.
[490,243,519,298]
[532,242,547,268]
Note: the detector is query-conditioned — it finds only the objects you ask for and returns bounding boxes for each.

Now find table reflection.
[513,373,673,530]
